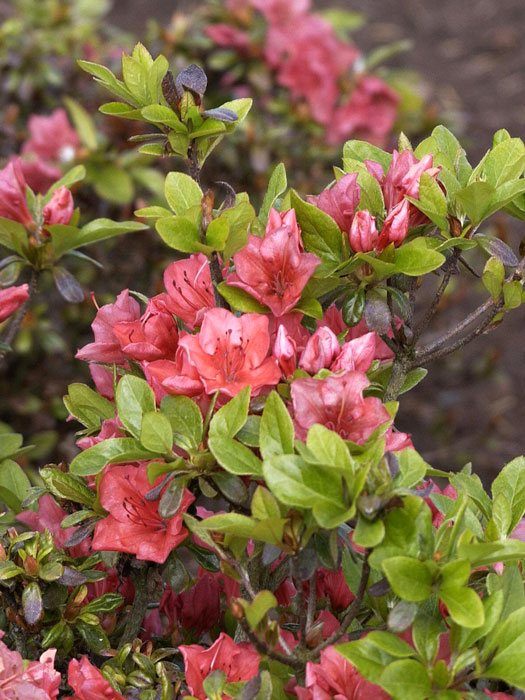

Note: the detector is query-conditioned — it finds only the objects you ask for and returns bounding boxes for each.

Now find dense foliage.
[0,15,524,700]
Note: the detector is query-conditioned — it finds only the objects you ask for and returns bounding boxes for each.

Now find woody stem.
[119,564,150,647]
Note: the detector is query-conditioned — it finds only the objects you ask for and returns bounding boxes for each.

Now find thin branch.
[238,618,305,672]
[413,249,460,343]
[306,572,317,635]
[119,565,151,646]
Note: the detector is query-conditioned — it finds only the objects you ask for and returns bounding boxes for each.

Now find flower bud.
[379,199,409,250]
[348,210,379,253]
[299,326,340,374]
[273,324,297,377]
[43,186,74,227]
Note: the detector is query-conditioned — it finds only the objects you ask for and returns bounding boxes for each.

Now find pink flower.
[291,371,390,443]
[273,323,297,377]
[349,210,379,253]
[92,463,194,564]
[380,150,440,227]
[17,494,91,557]
[19,156,61,194]
[0,634,60,699]
[331,332,378,374]
[76,417,122,451]
[330,76,399,146]
[205,24,251,52]
[22,109,79,164]
[24,650,61,699]
[295,646,388,699]
[162,254,215,330]
[112,299,179,361]
[316,568,355,611]
[511,518,525,541]
[144,344,205,403]
[179,308,281,397]
[0,284,29,323]
[67,657,124,700]
[0,159,34,227]
[378,199,410,249]
[180,632,260,700]
[76,290,141,364]
[319,305,347,335]
[42,186,74,227]
[307,174,360,233]
[299,326,340,374]
[228,209,319,316]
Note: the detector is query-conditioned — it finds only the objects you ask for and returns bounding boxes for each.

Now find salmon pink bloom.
[331,332,378,373]
[180,632,260,700]
[228,208,319,316]
[67,657,124,700]
[22,109,79,165]
[294,646,389,699]
[316,568,355,611]
[112,299,179,361]
[0,634,60,699]
[299,326,340,374]
[307,173,360,233]
[273,324,298,378]
[179,308,280,397]
[0,159,34,228]
[42,186,74,227]
[378,199,410,249]
[0,284,29,323]
[76,290,140,364]
[18,156,61,194]
[92,464,194,564]
[162,254,214,330]
[205,24,251,52]
[330,76,399,146]
[17,494,91,555]
[349,210,379,253]
[291,371,390,442]
[144,344,205,402]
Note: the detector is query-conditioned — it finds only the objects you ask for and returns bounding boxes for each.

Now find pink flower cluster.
[0,284,29,323]
[0,633,60,699]
[206,0,398,144]
[19,109,80,193]
[0,158,74,231]
[77,208,409,449]
[309,150,440,253]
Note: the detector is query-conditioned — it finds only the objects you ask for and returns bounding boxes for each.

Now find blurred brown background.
[109,0,525,480]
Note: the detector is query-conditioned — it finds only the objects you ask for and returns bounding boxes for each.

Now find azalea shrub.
[1,44,525,700]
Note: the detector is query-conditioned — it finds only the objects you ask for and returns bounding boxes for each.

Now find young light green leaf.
[259,391,294,459]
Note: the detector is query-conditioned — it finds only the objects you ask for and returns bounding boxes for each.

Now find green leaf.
[50,218,146,257]
[205,217,230,251]
[439,586,484,628]
[64,97,98,150]
[161,396,203,451]
[455,181,496,225]
[458,539,525,566]
[343,140,392,171]
[379,659,432,700]
[156,216,210,253]
[92,163,134,205]
[158,480,186,519]
[165,172,203,215]
[45,165,86,197]
[259,391,294,459]
[382,556,433,602]
[0,217,27,254]
[216,283,268,313]
[0,459,31,505]
[244,591,277,629]
[393,448,429,489]
[262,454,352,528]
[116,375,156,438]
[482,257,505,299]
[484,607,525,690]
[259,163,287,223]
[394,238,446,276]
[398,368,428,395]
[483,138,525,188]
[40,467,95,507]
[197,513,256,538]
[209,387,250,439]
[306,424,353,472]
[0,434,23,461]
[251,487,281,520]
[491,456,525,532]
[99,102,143,120]
[354,515,385,547]
[290,190,343,271]
[140,411,173,454]
[408,172,449,231]
[64,383,114,431]
[502,280,523,310]
[141,104,186,132]
[208,436,262,476]
[293,297,323,319]
[69,438,158,476]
